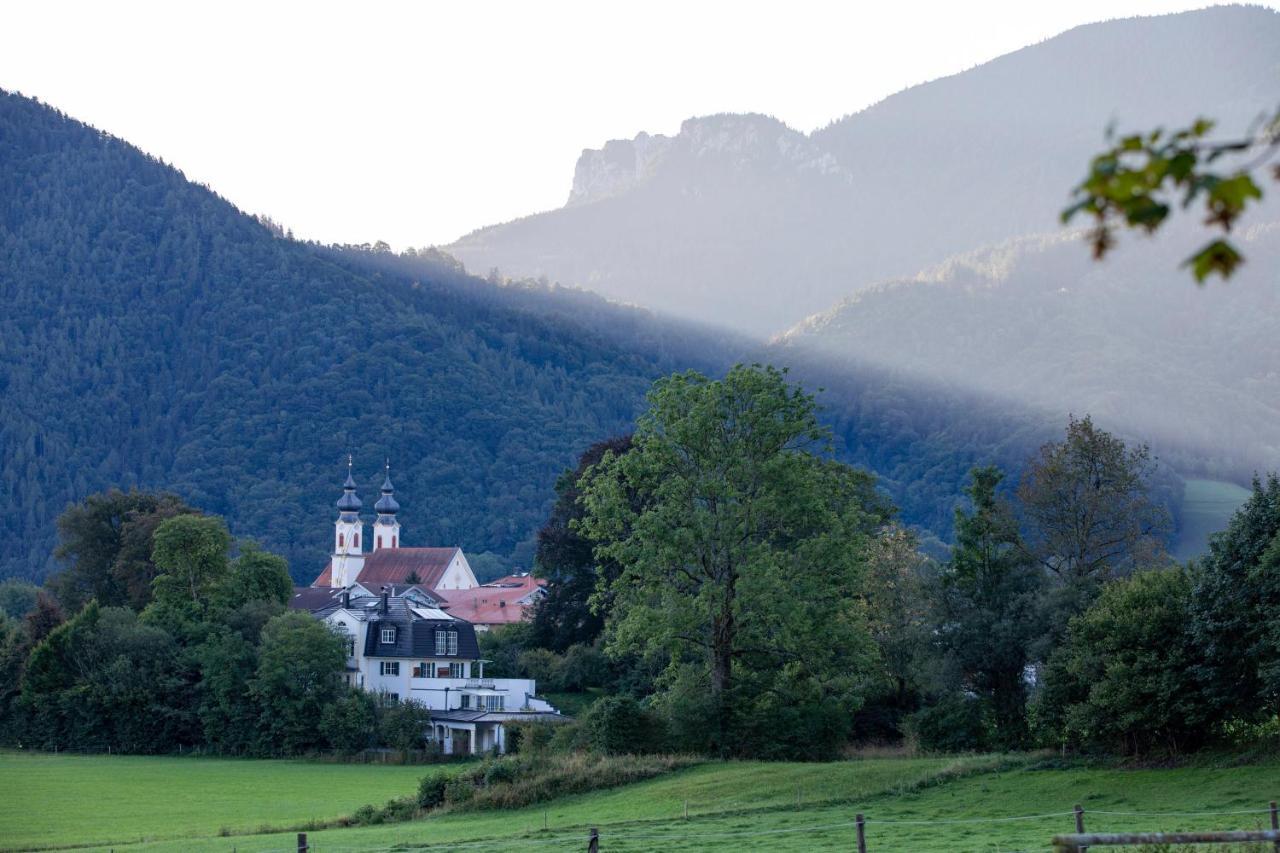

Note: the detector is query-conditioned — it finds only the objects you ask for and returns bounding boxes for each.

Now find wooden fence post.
[587,826,599,852]
[1075,804,1087,853]
[296,832,308,853]
[1270,800,1279,853]
[856,812,867,853]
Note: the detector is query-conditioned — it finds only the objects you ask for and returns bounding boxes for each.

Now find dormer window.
[380,627,396,644]
[435,630,458,656]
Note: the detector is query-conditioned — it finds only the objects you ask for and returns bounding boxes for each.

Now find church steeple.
[330,455,365,587]
[372,460,401,551]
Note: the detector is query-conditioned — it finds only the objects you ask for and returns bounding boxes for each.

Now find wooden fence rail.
[1053,829,1280,851]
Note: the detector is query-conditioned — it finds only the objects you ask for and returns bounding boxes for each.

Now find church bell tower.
[331,456,365,588]
[372,462,401,551]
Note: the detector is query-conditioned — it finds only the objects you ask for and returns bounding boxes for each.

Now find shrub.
[444,774,475,805]
[350,804,381,826]
[580,695,662,755]
[379,699,434,755]
[416,770,449,809]
[482,757,523,786]
[505,720,559,755]
[517,648,561,689]
[557,643,609,692]
[322,690,377,755]
[906,694,990,752]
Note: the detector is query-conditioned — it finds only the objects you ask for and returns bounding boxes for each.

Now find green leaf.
[1183,239,1243,283]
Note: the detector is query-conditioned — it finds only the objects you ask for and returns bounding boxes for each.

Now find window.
[344,638,355,658]
[460,694,471,709]
[377,535,383,549]
[449,662,464,678]
[380,627,396,644]
[483,695,504,712]
[379,692,399,707]
[354,533,359,548]
[338,532,344,547]
[380,661,400,676]
[392,536,398,548]
[436,630,458,656]
[412,663,427,678]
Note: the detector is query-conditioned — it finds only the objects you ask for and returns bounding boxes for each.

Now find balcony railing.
[464,678,496,689]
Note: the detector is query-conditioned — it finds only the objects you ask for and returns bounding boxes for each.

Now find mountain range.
[5,6,1276,583]
[449,5,1280,334]
[0,90,1068,583]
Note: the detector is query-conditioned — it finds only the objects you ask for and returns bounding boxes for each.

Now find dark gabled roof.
[288,586,345,614]
[358,596,480,660]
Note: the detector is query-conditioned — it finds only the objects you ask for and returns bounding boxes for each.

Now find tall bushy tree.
[50,490,197,612]
[1041,567,1212,754]
[0,579,39,619]
[146,515,232,640]
[20,602,193,751]
[215,542,292,610]
[1018,415,1169,582]
[857,526,936,740]
[530,436,633,652]
[935,467,1043,748]
[1190,474,1280,720]
[579,365,890,756]
[250,611,346,755]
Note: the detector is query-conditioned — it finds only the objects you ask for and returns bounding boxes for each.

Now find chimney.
[380,586,389,614]
[341,588,351,609]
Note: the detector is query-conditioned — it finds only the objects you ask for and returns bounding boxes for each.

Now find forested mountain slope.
[0,90,744,582]
[448,5,1280,335]
[0,90,1098,583]
[777,225,1280,485]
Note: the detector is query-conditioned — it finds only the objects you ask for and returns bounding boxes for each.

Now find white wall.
[437,550,479,590]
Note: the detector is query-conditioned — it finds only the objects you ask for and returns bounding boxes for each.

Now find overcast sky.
[2,1,1263,248]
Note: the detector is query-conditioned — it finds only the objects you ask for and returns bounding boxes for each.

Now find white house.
[290,462,564,753]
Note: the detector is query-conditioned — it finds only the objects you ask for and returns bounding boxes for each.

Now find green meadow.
[6,750,1280,852]
[1172,478,1253,560]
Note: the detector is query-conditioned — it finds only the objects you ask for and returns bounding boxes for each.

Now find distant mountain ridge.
[449,5,1280,335]
[775,223,1280,484]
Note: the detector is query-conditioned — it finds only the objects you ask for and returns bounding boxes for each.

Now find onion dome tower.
[372,461,401,551]
[330,456,365,588]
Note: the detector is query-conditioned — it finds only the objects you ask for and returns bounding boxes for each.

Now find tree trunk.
[711,577,736,756]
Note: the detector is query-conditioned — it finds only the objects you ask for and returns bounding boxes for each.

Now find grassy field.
[0,750,453,851]
[5,750,1280,852]
[1172,477,1252,560]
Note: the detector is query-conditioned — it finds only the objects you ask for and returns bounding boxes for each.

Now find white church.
[289,462,562,754]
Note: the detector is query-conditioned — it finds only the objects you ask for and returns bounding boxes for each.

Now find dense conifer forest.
[0,90,1186,583]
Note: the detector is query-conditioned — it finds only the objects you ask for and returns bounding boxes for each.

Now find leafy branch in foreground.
[1062,109,1280,281]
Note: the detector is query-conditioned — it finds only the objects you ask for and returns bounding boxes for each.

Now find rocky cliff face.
[567,114,846,207]
[567,132,672,206]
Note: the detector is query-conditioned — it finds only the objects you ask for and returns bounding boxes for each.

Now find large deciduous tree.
[935,467,1043,748]
[1018,415,1169,582]
[530,436,633,652]
[578,364,891,756]
[50,490,197,612]
[1040,566,1213,755]
[146,516,233,639]
[250,611,346,755]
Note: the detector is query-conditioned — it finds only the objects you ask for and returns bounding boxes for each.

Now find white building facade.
[292,463,563,754]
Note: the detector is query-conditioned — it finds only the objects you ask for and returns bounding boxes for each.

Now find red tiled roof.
[437,575,546,626]
[312,547,459,589]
